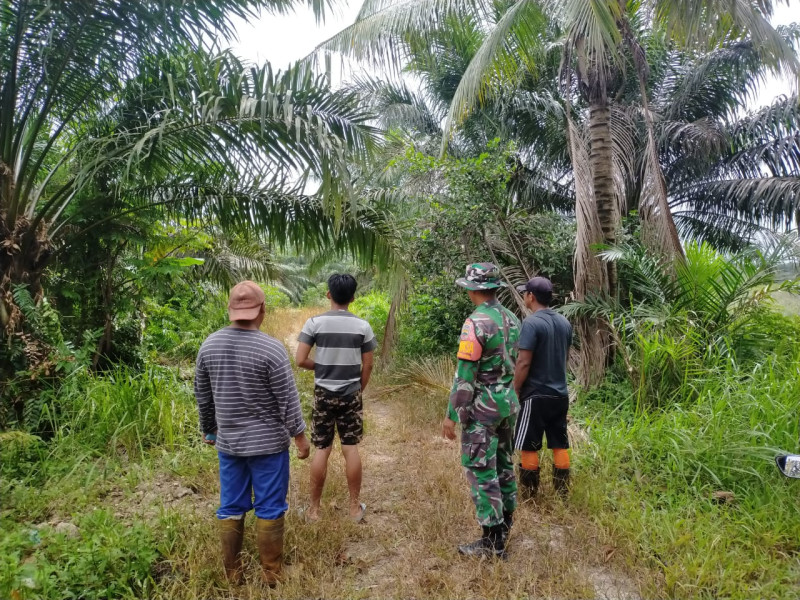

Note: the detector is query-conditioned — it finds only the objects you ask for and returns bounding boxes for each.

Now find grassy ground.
[3,306,800,599]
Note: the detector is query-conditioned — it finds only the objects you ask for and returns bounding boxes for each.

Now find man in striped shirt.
[194,280,310,586]
[296,273,376,522]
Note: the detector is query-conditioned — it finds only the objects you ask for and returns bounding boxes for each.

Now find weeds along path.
[148,312,657,599]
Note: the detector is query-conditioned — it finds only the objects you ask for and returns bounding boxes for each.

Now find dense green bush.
[263,284,291,310]
[144,283,289,362]
[144,286,228,361]
[300,282,328,307]
[350,291,391,344]
[393,143,575,359]
[575,346,800,597]
[565,240,800,408]
[0,286,97,432]
[0,432,47,482]
[397,291,468,358]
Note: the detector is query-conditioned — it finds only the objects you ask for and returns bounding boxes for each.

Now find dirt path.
[280,390,648,600]
[99,313,654,599]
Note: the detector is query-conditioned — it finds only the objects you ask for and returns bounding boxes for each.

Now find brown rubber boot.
[219,518,245,585]
[256,516,285,586]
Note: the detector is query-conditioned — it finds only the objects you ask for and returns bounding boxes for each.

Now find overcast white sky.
[229,0,799,108]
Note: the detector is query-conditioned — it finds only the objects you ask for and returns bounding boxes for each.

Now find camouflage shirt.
[447,299,521,425]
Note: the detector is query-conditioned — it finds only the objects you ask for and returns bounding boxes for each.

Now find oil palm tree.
[0,2,402,423]
[0,1,386,331]
[316,0,799,384]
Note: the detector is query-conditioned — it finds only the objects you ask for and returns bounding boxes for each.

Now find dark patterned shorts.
[311,386,363,448]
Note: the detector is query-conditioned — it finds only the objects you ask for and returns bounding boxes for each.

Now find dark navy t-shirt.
[518,309,572,398]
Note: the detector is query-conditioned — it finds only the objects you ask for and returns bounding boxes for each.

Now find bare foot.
[307,507,320,522]
[350,502,366,522]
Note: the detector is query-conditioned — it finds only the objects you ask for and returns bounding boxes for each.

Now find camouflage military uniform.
[447,264,521,530]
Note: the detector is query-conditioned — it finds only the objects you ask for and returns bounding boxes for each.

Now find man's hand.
[360,350,374,393]
[203,432,217,446]
[442,417,457,441]
[294,432,310,459]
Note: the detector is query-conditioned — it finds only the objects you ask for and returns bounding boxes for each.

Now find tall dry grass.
[262,306,324,355]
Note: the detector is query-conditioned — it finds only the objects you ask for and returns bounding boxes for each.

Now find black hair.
[328,273,357,304]
[473,288,498,298]
[532,290,553,306]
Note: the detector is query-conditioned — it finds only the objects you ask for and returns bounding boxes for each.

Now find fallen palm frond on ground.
[378,355,456,396]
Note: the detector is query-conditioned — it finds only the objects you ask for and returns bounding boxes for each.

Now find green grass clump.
[575,351,800,598]
[1,510,159,600]
[51,365,198,458]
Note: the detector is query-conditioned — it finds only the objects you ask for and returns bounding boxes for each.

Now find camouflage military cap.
[456,262,507,290]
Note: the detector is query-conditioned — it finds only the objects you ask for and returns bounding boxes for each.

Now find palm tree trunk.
[380,295,398,362]
[566,109,611,387]
[588,101,618,296]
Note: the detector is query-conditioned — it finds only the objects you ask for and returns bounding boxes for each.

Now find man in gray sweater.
[194,280,310,585]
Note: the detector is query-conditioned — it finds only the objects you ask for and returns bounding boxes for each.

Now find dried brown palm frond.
[635,54,685,263]
[380,355,456,395]
[568,116,607,301]
[611,104,637,216]
[567,419,589,448]
[639,119,685,262]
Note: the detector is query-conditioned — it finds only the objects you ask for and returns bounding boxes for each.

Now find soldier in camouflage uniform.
[442,263,521,558]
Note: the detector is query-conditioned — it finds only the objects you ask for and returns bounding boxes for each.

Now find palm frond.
[671,177,800,231]
[311,0,484,70]
[38,50,380,245]
[670,210,768,251]
[653,1,800,81]
[345,75,444,135]
[1,0,274,226]
[441,0,547,154]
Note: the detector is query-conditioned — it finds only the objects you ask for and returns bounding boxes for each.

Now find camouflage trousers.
[460,416,517,528]
[311,386,363,448]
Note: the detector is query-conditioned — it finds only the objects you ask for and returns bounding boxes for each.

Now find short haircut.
[532,290,552,306]
[328,273,357,304]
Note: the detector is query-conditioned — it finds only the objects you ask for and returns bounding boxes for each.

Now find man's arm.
[514,318,537,396]
[513,349,533,396]
[443,359,478,439]
[295,341,314,371]
[361,350,374,392]
[270,347,310,459]
[359,323,377,393]
[193,354,216,444]
[296,318,316,370]
[443,318,482,439]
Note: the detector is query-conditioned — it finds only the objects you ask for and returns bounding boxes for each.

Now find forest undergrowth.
[3,306,800,600]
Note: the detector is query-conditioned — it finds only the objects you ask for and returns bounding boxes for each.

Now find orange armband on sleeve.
[457,320,482,361]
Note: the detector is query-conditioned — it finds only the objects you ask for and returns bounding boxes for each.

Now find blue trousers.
[217,450,289,520]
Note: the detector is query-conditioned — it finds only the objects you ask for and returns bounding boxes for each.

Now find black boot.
[500,511,513,546]
[519,467,540,499]
[553,467,570,497]
[458,525,505,558]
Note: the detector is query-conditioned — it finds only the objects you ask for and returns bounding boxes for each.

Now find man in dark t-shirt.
[512,276,573,498]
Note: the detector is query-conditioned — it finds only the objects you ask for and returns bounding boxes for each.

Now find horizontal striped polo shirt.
[297,310,377,394]
[194,327,306,457]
